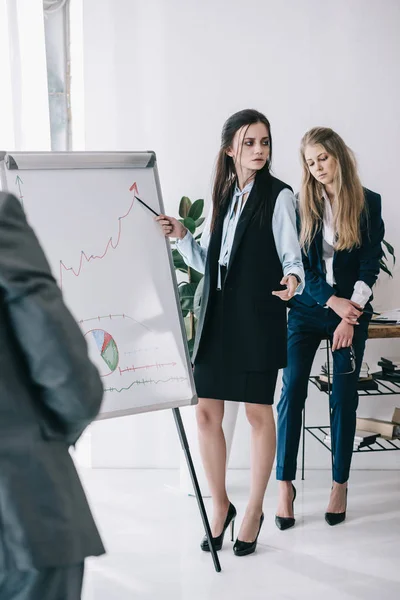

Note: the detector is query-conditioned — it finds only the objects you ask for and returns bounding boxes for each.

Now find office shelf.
[301,338,400,479]
[309,375,400,396]
[305,425,400,453]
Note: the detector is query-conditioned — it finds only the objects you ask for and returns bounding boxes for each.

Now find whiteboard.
[0,151,197,418]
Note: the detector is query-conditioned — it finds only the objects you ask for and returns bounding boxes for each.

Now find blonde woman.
[275,127,385,528]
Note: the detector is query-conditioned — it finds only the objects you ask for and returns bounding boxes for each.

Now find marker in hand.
[134,195,160,217]
[135,194,185,239]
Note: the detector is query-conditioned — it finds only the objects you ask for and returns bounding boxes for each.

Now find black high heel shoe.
[200,502,236,552]
[325,487,347,526]
[275,483,297,531]
[233,513,264,557]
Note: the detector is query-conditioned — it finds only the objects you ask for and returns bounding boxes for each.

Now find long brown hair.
[299,127,366,251]
[211,109,272,231]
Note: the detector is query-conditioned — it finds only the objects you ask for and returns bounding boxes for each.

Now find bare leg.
[276,481,296,518]
[238,404,276,542]
[196,397,230,536]
[326,481,348,513]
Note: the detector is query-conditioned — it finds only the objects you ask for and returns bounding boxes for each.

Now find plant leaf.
[172,248,187,272]
[195,217,205,228]
[178,282,198,312]
[382,239,395,255]
[179,196,191,218]
[188,199,204,222]
[379,259,393,278]
[183,217,196,234]
[187,337,195,357]
[195,233,202,241]
[382,239,396,263]
[189,268,203,284]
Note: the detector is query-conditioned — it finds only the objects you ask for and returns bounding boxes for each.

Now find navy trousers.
[276,304,369,484]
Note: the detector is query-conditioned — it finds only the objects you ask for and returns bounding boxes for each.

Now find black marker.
[135,196,159,217]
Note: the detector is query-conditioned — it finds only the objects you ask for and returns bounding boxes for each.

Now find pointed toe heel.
[275,484,296,531]
[275,515,295,530]
[324,511,346,526]
[200,502,236,552]
[233,513,264,557]
[325,487,347,526]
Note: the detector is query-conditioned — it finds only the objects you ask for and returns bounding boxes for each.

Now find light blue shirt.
[217,181,254,288]
[176,185,305,293]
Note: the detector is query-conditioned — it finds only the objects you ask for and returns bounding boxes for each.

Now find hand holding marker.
[135,195,185,239]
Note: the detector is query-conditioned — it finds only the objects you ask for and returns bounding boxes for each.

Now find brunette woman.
[158,109,304,555]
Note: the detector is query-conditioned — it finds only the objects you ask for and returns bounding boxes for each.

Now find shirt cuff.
[175,230,193,254]
[351,280,372,308]
[284,267,305,295]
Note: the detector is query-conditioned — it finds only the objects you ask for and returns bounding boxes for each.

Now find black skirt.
[193,288,278,405]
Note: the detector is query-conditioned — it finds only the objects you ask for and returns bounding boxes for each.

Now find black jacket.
[292,188,384,309]
[0,192,105,570]
[193,170,292,371]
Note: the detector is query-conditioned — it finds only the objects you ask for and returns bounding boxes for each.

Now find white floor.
[79,469,400,600]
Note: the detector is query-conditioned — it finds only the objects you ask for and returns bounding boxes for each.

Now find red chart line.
[59,182,138,289]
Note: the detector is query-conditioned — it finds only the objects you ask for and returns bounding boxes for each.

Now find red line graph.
[59,182,138,289]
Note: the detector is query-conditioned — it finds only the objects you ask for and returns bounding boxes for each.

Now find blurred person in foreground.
[0,191,105,599]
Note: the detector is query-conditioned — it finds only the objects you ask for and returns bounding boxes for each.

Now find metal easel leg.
[172,408,221,573]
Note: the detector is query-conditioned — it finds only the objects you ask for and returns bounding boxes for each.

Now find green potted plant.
[171,196,205,355]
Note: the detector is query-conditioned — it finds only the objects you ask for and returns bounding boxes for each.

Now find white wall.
[72,0,400,471]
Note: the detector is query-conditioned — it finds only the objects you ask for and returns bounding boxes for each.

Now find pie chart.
[85,329,119,376]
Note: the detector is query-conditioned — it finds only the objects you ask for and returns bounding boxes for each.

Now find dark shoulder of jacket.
[268,173,293,195]
[363,187,381,210]
[253,171,293,226]
[361,187,381,233]
[0,191,10,213]
[0,191,25,221]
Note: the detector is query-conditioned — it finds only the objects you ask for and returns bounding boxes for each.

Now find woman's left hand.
[272,275,299,301]
[332,320,354,351]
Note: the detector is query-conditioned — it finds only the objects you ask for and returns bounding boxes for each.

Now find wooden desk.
[368,324,400,339]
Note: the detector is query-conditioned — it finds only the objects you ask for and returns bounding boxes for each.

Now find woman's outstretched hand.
[272,275,299,301]
[155,215,187,240]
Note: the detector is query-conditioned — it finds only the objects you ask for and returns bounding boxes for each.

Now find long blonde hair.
[299,127,366,251]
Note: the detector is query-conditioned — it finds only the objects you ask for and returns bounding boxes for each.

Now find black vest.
[193,170,292,371]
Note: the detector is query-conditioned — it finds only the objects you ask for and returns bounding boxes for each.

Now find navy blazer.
[292,188,385,309]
